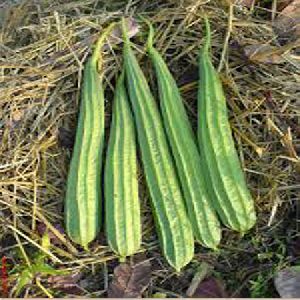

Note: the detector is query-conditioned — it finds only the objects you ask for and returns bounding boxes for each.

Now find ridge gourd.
[122,18,194,271]
[197,18,256,232]
[64,24,115,248]
[146,21,221,249]
[105,71,141,259]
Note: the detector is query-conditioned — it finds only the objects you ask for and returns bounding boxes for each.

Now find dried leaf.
[48,270,81,285]
[191,277,228,298]
[48,270,83,295]
[244,44,286,64]
[277,0,294,11]
[186,262,213,297]
[274,0,300,47]
[280,0,300,16]
[108,261,151,298]
[274,266,300,297]
[103,17,139,50]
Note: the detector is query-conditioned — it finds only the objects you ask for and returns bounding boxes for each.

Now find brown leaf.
[103,17,139,51]
[244,44,286,64]
[48,271,81,285]
[274,0,300,47]
[277,0,294,11]
[108,261,151,298]
[191,277,228,298]
[48,270,83,295]
[186,262,213,297]
[280,0,300,15]
[274,266,300,297]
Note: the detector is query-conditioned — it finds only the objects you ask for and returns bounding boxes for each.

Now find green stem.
[203,17,211,54]
[119,256,126,263]
[121,17,130,45]
[91,22,116,67]
[140,16,154,51]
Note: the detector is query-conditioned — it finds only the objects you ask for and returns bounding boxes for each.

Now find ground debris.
[244,44,286,64]
[108,260,151,298]
[188,277,229,298]
[273,0,300,49]
[47,270,83,295]
[274,266,300,297]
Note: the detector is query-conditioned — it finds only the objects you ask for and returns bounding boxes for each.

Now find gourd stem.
[91,22,115,67]
[140,16,154,51]
[121,17,130,45]
[118,68,125,83]
[203,17,211,54]
[119,256,126,263]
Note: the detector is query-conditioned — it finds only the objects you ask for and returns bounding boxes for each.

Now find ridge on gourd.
[104,70,141,260]
[121,18,194,271]
[197,18,256,233]
[145,20,221,249]
[64,23,115,249]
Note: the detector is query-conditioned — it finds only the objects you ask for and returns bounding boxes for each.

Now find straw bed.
[0,0,299,297]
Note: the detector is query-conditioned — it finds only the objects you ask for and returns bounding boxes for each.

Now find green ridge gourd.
[64,24,115,248]
[146,22,221,249]
[105,71,141,259]
[197,18,256,232]
[122,19,194,271]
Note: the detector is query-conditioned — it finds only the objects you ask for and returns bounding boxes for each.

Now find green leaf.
[14,269,33,296]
